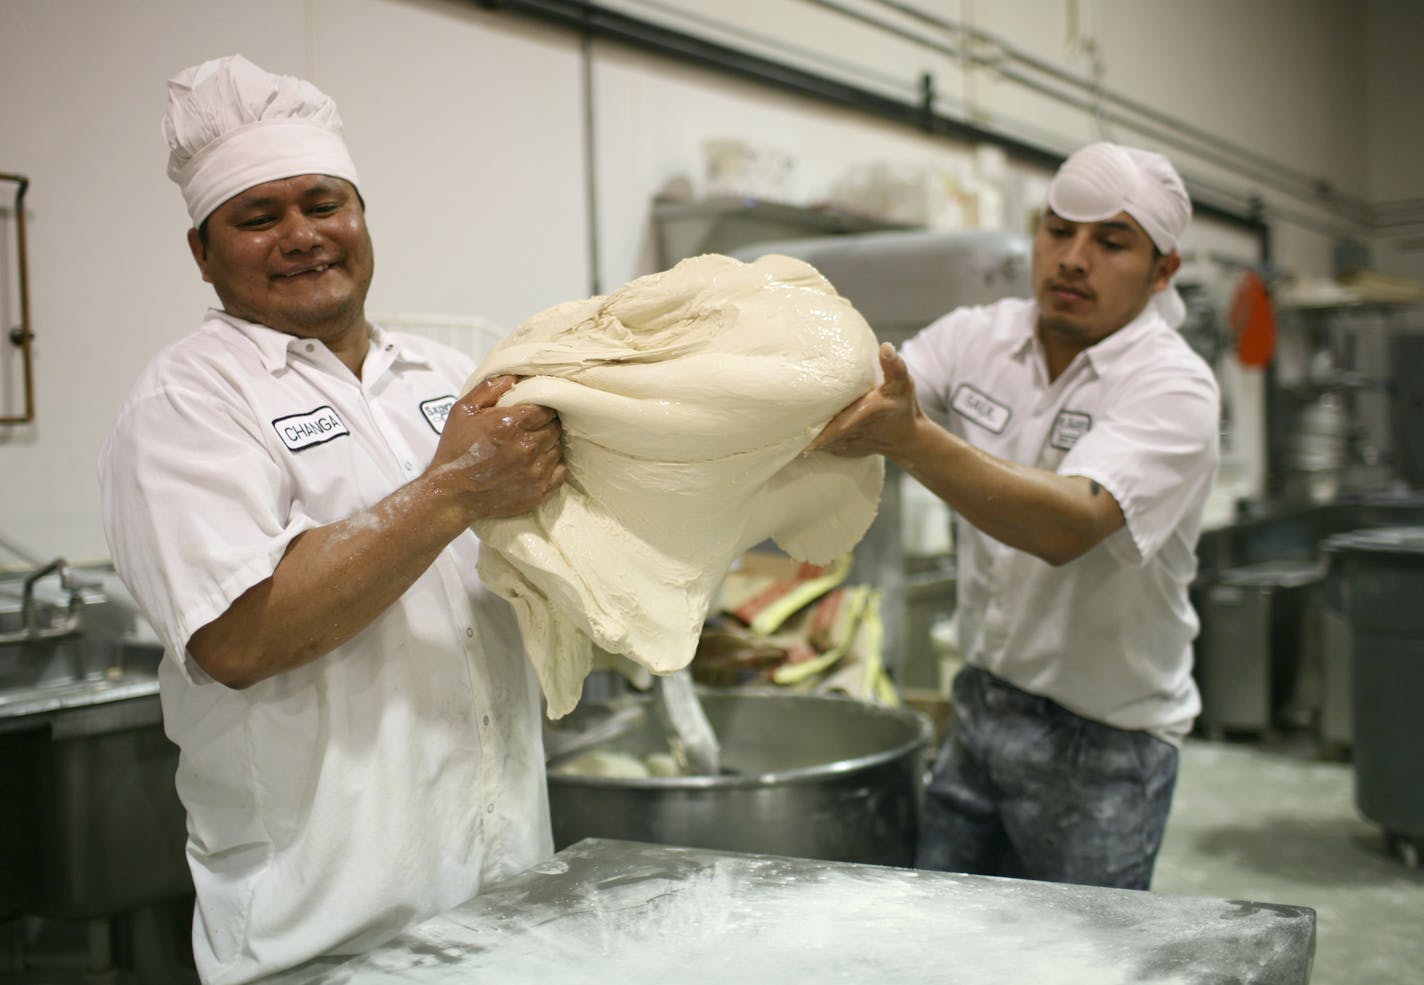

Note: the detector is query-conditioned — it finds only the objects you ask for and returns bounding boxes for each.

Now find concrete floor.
[1153,737,1424,985]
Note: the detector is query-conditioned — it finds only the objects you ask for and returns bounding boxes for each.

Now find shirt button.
[466,627,475,638]
[304,342,315,353]
[482,715,490,727]
[486,804,495,814]
[404,462,414,472]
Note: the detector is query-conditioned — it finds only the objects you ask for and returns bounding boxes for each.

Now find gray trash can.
[1324,526,1424,864]
[1194,560,1325,737]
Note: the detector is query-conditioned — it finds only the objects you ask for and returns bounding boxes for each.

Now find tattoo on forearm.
[1090,481,1101,496]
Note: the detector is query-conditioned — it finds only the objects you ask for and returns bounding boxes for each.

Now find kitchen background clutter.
[4,0,1424,982]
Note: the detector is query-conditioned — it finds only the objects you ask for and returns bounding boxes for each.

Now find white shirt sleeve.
[1058,359,1220,564]
[99,376,320,680]
[900,307,976,429]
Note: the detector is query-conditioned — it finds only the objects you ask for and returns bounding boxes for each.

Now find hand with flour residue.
[429,374,567,522]
[186,374,565,689]
[809,342,922,459]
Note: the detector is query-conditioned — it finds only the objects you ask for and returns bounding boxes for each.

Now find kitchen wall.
[0,0,1418,563]
[1363,0,1424,285]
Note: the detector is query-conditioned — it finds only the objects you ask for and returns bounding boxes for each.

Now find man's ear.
[1151,250,1182,293]
[187,227,213,284]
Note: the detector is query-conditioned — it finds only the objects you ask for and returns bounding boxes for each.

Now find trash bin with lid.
[1324,525,1424,866]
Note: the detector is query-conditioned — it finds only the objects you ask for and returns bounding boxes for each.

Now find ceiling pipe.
[471,0,1266,240]
[865,0,1376,227]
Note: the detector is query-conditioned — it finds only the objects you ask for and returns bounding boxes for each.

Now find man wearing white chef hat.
[815,142,1218,890]
[99,55,565,984]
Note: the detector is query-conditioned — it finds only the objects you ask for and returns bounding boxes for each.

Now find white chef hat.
[1047,142,1190,252]
[1047,142,1191,326]
[163,54,359,227]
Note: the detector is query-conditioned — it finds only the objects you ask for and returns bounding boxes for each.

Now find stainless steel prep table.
[265,838,1315,984]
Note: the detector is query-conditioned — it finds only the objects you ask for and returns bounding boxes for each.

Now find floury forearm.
[187,376,566,688]
[185,475,478,688]
[892,417,1124,567]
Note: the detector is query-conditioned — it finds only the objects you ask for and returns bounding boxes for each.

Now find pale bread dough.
[465,253,884,718]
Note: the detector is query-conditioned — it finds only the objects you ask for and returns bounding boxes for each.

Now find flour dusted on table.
[465,253,883,717]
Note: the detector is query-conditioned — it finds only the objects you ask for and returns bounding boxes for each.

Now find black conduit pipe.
[1,172,34,426]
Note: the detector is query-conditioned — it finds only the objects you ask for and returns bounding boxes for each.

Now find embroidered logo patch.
[419,395,457,434]
[272,405,350,452]
[1050,410,1093,450]
[951,384,1011,434]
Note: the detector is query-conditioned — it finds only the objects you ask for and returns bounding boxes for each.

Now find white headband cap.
[1047,142,1191,253]
[1048,142,1191,327]
[163,54,359,227]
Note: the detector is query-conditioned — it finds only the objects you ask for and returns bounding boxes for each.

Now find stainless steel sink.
[0,568,191,920]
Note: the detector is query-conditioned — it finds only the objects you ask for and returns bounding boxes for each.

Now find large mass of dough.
[465,253,884,718]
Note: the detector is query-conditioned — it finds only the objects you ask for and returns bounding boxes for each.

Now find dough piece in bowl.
[467,253,884,718]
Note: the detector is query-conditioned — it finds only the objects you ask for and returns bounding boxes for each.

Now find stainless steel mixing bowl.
[547,689,932,867]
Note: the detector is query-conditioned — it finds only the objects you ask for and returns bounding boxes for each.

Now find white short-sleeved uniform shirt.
[98,310,551,985]
[902,297,1219,742]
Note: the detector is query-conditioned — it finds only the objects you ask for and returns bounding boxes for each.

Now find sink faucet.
[0,556,86,644]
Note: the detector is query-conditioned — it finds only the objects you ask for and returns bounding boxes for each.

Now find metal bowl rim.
[546,690,934,790]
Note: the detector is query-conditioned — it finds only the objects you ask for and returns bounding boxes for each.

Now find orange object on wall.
[1229,269,1277,368]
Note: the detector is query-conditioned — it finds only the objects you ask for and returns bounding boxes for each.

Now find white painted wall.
[0,0,1417,562]
[0,0,590,563]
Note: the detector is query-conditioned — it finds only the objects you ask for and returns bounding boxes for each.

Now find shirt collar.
[1015,300,1168,378]
[208,309,436,374]
[365,323,436,369]
[1081,303,1165,370]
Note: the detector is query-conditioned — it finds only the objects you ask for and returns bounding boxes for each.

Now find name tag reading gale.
[419,395,457,434]
[1050,410,1093,451]
[951,384,1012,434]
[272,405,350,452]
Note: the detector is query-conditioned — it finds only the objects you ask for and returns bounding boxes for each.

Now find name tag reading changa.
[272,405,350,452]
[951,384,1011,434]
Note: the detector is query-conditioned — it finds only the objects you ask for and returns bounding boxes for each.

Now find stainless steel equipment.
[1193,560,1326,737]
[1191,495,1424,749]
[650,667,720,775]
[1268,302,1410,502]
[730,227,1031,345]
[266,838,1317,985]
[652,196,907,270]
[546,690,931,867]
[0,565,195,980]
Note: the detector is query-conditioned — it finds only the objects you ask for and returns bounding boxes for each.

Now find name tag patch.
[419,395,457,434]
[951,384,1011,434]
[272,405,350,452]
[1051,410,1093,451]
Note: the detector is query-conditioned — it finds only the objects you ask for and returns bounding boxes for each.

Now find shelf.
[652,196,915,268]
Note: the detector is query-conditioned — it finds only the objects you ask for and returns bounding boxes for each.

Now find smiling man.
[814,142,1220,890]
[189,174,375,359]
[98,56,565,983]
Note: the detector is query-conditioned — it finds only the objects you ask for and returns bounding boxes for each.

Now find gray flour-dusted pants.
[915,664,1179,890]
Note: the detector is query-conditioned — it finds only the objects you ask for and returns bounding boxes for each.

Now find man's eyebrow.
[229,181,347,210]
[228,193,280,210]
